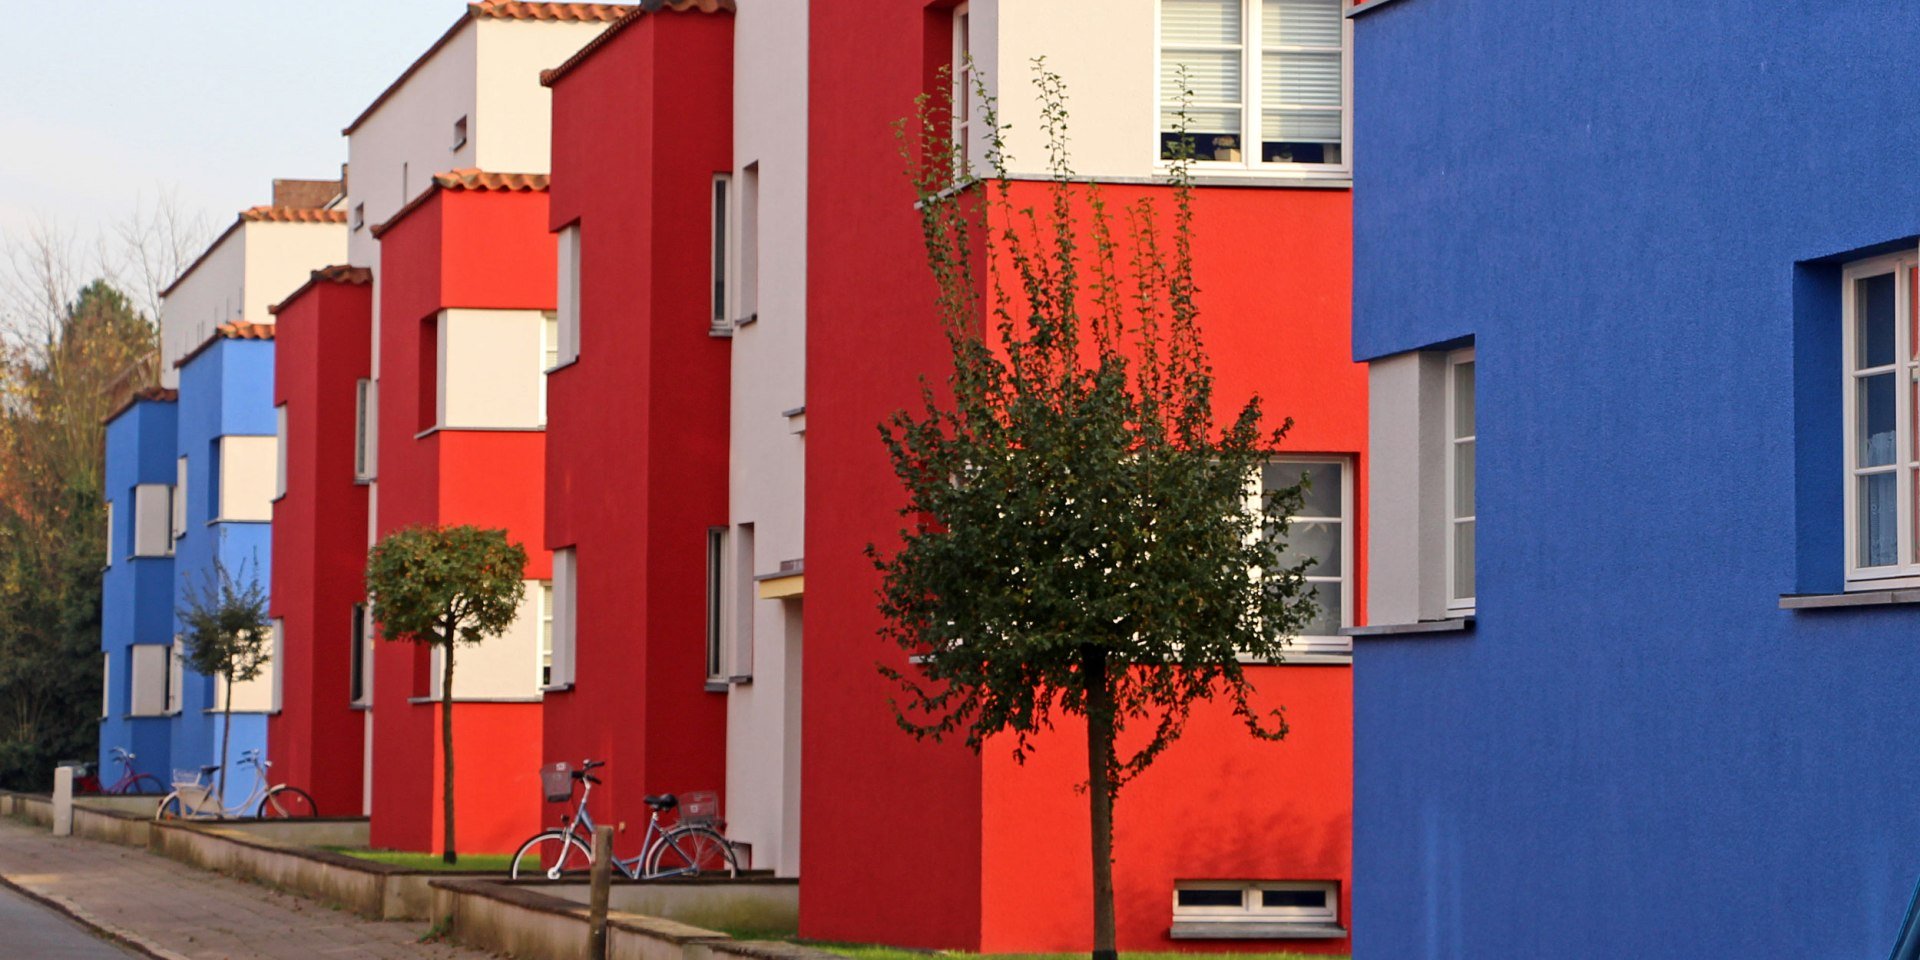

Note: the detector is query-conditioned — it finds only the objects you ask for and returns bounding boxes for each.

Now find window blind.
[1161,0,1243,135]
[1261,0,1342,143]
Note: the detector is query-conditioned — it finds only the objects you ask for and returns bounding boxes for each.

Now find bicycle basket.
[540,762,573,803]
[679,790,720,826]
[171,768,203,788]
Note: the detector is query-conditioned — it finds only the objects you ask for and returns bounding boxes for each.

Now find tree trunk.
[441,642,457,865]
[217,670,234,810]
[1083,646,1118,960]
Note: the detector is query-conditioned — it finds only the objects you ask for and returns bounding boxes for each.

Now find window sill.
[1342,617,1472,637]
[1346,0,1414,18]
[406,695,544,705]
[1170,921,1348,940]
[546,358,580,375]
[705,679,729,693]
[541,683,575,695]
[413,425,544,440]
[728,674,753,687]
[1779,589,1920,610]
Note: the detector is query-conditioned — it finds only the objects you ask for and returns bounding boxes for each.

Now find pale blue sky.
[0,2,468,243]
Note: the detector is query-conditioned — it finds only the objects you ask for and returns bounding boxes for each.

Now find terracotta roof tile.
[372,169,550,238]
[471,2,631,21]
[540,0,733,87]
[174,320,276,369]
[103,386,178,426]
[345,3,634,135]
[269,265,375,316]
[239,206,348,224]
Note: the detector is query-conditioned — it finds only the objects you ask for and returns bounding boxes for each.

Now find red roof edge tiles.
[345,3,634,135]
[270,265,375,316]
[371,169,551,238]
[540,0,735,87]
[174,320,277,369]
[102,386,179,426]
[240,206,348,225]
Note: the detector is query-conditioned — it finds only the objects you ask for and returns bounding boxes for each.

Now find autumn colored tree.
[0,279,158,788]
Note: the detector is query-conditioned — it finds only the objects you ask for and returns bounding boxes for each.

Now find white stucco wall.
[216,435,278,523]
[159,230,246,388]
[473,19,608,175]
[725,0,809,879]
[242,222,347,321]
[345,25,480,272]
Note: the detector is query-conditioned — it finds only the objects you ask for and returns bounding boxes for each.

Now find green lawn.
[808,945,1345,960]
[319,847,515,872]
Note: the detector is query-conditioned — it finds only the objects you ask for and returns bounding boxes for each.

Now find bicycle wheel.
[258,786,317,818]
[642,826,737,879]
[154,793,184,820]
[509,831,595,880]
[117,774,165,796]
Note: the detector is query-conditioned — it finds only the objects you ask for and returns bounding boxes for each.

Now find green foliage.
[177,558,271,690]
[364,525,527,650]
[878,60,1316,786]
[0,279,158,789]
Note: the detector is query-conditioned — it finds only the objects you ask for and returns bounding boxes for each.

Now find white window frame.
[354,378,375,481]
[951,3,973,175]
[104,500,114,567]
[1172,880,1340,927]
[166,638,185,716]
[1265,456,1352,661]
[540,311,559,423]
[556,225,582,366]
[171,456,188,540]
[1153,0,1352,179]
[1446,349,1475,613]
[1844,252,1920,588]
[547,548,577,690]
[538,579,554,689]
[274,404,289,501]
[711,175,731,333]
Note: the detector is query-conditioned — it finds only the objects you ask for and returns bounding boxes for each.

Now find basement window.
[1170,881,1345,940]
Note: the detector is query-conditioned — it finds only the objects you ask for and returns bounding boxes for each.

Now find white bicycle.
[155,749,317,820]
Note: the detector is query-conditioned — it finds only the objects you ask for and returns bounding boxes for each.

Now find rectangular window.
[104,500,114,567]
[1266,458,1352,660]
[452,115,469,151]
[166,638,184,715]
[539,580,554,688]
[540,311,558,424]
[420,315,440,432]
[557,224,582,365]
[1844,254,1920,585]
[351,203,365,231]
[1158,0,1347,170]
[129,645,168,717]
[549,548,577,688]
[354,379,375,480]
[712,176,730,331]
[216,435,278,522]
[171,457,188,539]
[274,405,288,500]
[707,527,727,681]
[739,163,759,322]
[133,484,171,557]
[101,651,111,719]
[349,602,368,705]
[1446,350,1475,612]
[951,3,973,172]
[1171,880,1341,935]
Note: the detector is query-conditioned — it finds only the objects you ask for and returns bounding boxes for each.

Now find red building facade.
[268,265,374,817]
[538,2,735,841]
[801,1,1363,951]
[367,172,556,854]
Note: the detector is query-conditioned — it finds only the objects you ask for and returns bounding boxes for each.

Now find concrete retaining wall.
[540,878,798,938]
[431,877,824,960]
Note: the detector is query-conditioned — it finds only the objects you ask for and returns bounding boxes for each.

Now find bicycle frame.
[550,769,707,880]
[106,748,145,792]
[173,752,273,818]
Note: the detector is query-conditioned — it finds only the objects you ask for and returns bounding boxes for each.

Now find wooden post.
[589,824,613,960]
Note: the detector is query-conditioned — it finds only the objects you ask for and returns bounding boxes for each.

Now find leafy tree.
[364,524,527,864]
[0,279,157,789]
[177,558,271,803]
[874,63,1318,958]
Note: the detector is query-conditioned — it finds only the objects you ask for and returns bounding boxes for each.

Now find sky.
[0,2,467,245]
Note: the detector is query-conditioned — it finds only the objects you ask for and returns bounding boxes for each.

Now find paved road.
[0,882,142,959]
[0,817,487,959]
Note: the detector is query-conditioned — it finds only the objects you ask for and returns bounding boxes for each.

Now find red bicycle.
[99,746,165,795]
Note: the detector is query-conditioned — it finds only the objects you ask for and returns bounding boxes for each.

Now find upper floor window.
[353,379,375,480]
[711,177,731,334]
[556,225,582,364]
[1447,350,1476,612]
[133,484,172,557]
[951,2,974,171]
[452,115,469,151]
[104,501,114,567]
[1158,0,1347,170]
[1845,254,1920,585]
[274,405,288,500]
[548,548,577,689]
[171,456,188,539]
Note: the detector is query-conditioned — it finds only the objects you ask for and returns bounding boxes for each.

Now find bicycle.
[508,759,737,881]
[155,749,317,820]
[99,747,165,795]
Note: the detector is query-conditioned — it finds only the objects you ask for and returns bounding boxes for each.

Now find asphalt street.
[0,883,141,959]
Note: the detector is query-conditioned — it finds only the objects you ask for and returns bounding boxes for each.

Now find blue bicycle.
[508,759,737,881]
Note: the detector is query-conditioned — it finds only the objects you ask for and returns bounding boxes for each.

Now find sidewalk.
[0,817,487,960]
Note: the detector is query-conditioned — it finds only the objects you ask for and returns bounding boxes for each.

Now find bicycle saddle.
[198,763,220,775]
[644,794,678,811]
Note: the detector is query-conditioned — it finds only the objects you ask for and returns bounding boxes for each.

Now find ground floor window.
[1171,880,1344,938]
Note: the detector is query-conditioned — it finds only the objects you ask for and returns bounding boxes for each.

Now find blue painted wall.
[100,398,179,789]
[1351,3,1920,958]
[99,337,275,801]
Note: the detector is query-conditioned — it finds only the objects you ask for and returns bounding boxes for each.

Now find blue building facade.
[1349,2,1920,958]
[100,392,180,788]
[99,332,278,796]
